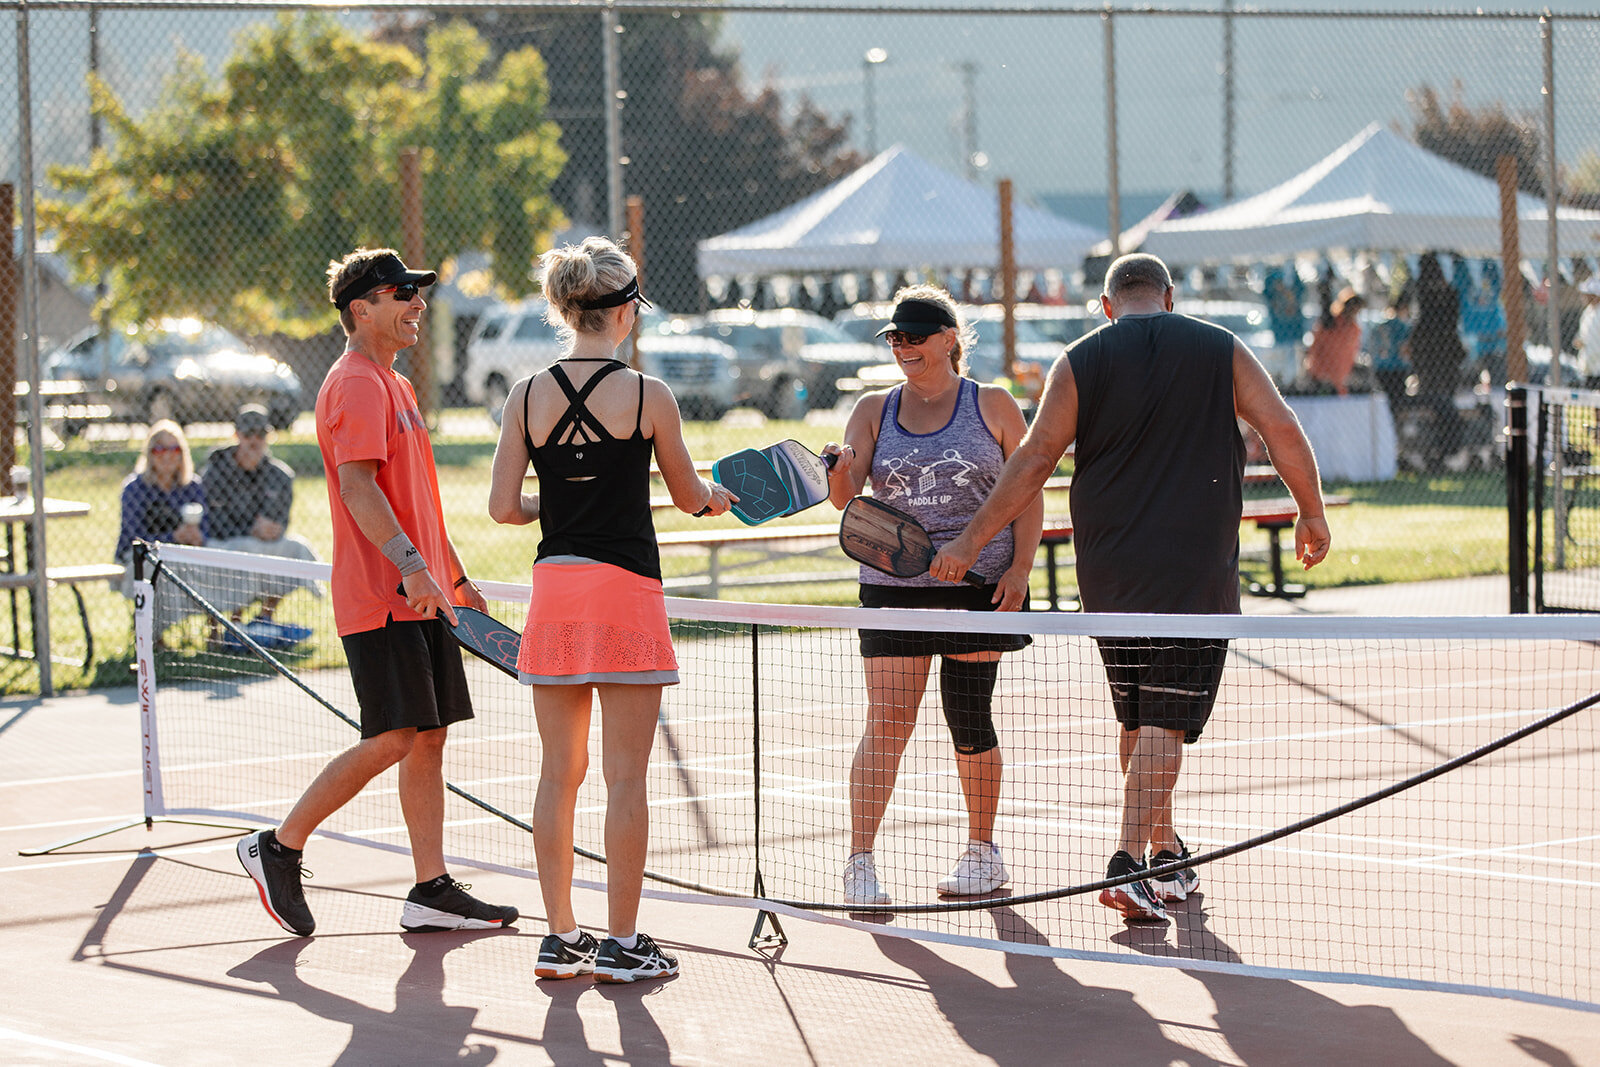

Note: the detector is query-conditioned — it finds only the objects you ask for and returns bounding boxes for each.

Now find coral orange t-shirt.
[315,351,455,636]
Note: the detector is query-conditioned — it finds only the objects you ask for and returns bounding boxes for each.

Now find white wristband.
[381,532,427,576]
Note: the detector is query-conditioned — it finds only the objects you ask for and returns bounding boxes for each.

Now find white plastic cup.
[180,502,204,528]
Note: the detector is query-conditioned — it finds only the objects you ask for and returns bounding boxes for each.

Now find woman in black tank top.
[487,237,732,983]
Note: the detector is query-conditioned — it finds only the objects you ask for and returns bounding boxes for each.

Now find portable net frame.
[128,543,1598,1011]
[1509,383,1600,615]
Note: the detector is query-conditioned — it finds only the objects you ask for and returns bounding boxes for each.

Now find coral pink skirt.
[518,557,679,686]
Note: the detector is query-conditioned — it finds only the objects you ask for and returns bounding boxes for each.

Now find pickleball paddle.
[448,605,522,676]
[712,440,838,526]
[838,496,987,586]
[395,582,521,676]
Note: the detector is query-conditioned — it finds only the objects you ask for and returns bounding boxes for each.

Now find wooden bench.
[1037,495,1350,609]
[657,522,847,597]
[47,563,126,668]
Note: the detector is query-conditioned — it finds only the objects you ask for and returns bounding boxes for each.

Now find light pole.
[863,47,888,156]
[951,60,979,180]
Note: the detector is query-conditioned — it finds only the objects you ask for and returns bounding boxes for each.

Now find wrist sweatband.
[381,533,428,576]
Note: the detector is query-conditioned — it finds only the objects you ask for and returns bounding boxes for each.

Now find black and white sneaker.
[399,878,519,932]
[594,932,679,983]
[1098,849,1168,923]
[1149,837,1201,903]
[536,931,601,980]
[237,829,315,936]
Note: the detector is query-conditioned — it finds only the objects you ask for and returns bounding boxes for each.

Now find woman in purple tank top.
[821,286,1043,908]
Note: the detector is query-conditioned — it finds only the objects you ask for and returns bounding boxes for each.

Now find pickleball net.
[1509,383,1600,614]
[134,544,1599,1010]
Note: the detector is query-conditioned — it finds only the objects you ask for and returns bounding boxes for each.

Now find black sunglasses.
[363,283,421,304]
[884,331,936,347]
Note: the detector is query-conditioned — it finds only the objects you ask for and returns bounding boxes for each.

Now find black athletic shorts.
[1095,636,1229,744]
[342,616,474,739]
[859,583,1032,658]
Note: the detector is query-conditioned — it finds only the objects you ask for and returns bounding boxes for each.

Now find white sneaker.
[936,840,1009,896]
[843,851,890,906]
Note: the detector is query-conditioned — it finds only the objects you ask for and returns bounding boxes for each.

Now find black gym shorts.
[342,616,474,739]
[858,582,1032,658]
[1095,636,1229,744]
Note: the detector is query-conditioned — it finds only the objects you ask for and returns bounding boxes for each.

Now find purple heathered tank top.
[864,378,1015,587]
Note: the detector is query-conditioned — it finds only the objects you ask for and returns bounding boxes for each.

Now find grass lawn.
[10,411,1518,695]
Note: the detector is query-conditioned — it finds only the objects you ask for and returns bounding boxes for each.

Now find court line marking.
[0,1026,163,1066]
[7,690,1577,792]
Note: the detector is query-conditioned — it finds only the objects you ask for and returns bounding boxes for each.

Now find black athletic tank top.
[525,360,661,581]
[1067,312,1244,614]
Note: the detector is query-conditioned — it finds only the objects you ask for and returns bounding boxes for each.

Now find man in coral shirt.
[237,248,518,938]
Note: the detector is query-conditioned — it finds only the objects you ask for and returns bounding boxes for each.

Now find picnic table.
[1036,495,1350,609]
[0,494,117,667]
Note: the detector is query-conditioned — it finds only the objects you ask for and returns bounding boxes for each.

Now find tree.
[377,10,861,311]
[41,14,566,338]
[1407,83,1546,197]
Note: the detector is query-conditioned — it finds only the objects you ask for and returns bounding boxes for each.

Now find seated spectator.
[1305,288,1365,395]
[114,420,210,634]
[201,404,321,647]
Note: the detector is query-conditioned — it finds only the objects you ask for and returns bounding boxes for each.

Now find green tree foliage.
[379,10,861,312]
[40,14,566,338]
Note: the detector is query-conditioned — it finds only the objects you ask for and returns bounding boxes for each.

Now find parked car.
[42,318,303,431]
[688,307,882,414]
[833,302,1064,393]
[1013,301,1097,347]
[462,299,739,423]
[838,300,1092,353]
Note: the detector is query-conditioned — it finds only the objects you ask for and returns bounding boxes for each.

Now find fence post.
[1506,384,1528,613]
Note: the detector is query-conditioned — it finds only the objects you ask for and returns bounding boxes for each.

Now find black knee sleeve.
[939,658,1000,755]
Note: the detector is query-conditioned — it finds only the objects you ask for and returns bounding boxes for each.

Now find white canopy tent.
[696,145,1103,277]
[1143,124,1600,264]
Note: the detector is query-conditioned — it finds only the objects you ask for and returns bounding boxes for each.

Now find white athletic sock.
[612,932,638,949]
[555,928,583,945]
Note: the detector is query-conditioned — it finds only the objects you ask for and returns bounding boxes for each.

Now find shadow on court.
[877,907,1228,1065]
[1112,893,1458,1066]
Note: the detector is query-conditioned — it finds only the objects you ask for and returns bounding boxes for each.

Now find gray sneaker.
[843,851,891,906]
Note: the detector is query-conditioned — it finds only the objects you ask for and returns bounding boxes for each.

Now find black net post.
[1507,384,1528,613]
[747,622,786,951]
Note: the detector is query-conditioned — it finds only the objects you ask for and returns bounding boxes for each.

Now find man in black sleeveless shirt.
[932,253,1329,921]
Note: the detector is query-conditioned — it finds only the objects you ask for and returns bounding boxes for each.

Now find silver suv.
[463,300,739,423]
[689,307,881,414]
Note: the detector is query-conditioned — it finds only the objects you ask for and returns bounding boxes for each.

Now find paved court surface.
[3,578,1596,1066]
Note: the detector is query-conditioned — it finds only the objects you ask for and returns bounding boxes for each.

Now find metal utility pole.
[863,48,888,156]
[1222,0,1235,201]
[953,61,979,180]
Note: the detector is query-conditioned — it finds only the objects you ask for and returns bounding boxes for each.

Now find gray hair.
[1103,253,1173,300]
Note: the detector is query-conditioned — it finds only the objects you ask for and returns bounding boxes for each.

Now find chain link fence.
[2,2,1598,691]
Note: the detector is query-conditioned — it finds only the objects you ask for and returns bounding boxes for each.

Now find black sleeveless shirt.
[1067,312,1244,614]
[524,360,661,581]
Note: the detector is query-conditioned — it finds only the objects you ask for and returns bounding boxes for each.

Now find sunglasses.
[363,283,421,303]
[150,443,182,454]
[885,331,936,347]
